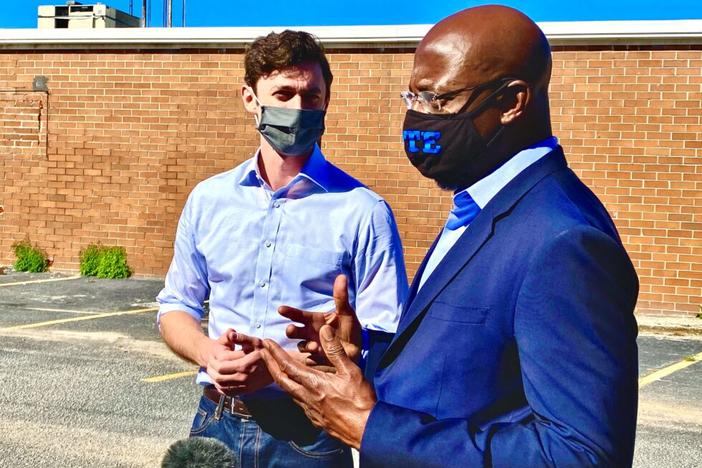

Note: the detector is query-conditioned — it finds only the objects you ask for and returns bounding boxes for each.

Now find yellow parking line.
[27,307,106,315]
[143,370,198,383]
[0,275,81,287]
[639,351,702,388]
[1,306,158,331]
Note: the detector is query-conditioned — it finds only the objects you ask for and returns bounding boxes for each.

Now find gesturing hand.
[260,324,376,449]
[206,329,272,395]
[279,274,362,366]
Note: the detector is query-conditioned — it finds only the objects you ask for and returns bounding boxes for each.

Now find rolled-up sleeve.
[156,195,210,326]
[353,199,408,333]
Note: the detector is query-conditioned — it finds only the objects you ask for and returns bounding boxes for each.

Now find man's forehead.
[411,35,474,91]
[260,64,323,85]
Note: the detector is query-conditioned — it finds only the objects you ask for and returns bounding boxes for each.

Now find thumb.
[333,274,353,317]
[216,328,236,347]
[319,325,353,375]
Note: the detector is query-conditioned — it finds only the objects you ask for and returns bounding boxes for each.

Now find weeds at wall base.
[79,243,132,279]
[11,239,49,273]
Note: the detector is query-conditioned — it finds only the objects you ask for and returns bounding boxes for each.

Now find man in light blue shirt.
[156,30,407,467]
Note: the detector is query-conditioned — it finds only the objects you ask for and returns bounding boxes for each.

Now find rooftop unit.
[38,2,140,29]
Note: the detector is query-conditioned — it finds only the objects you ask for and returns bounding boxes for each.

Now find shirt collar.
[463,136,558,209]
[238,144,330,194]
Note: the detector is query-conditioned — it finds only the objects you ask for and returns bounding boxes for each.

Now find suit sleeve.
[360,226,639,468]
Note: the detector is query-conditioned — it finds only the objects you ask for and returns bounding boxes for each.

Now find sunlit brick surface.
[1,44,700,315]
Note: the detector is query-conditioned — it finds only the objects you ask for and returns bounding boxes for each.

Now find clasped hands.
[205,274,376,448]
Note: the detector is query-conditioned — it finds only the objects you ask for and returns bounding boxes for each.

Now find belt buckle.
[214,394,226,421]
[230,397,252,419]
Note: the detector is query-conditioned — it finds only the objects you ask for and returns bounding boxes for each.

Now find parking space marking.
[27,307,109,315]
[639,350,702,388]
[1,306,158,331]
[142,370,198,383]
[0,275,81,287]
[143,348,702,385]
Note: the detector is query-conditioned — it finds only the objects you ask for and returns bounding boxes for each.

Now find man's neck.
[257,139,311,191]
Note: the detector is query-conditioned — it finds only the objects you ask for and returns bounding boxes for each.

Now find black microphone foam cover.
[161,437,237,468]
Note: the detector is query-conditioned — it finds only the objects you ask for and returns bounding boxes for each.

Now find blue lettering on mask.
[403,130,421,153]
[403,130,442,155]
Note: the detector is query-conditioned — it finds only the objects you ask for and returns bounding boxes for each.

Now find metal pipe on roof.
[166,0,172,27]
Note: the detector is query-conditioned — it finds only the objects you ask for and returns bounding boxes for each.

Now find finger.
[288,349,317,365]
[319,325,354,376]
[260,344,306,399]
[306,341,320,353]
[278,306,313,324]
[261,339,317,387]
[332,274,353,317]
[290,347,325,366]
[259,342,283,376]
[310,364,337,373]
[216,328,237,347]
[212,350,262,375]
[286,323,311,341]
[296,339,322,355]
[209,349,247,369]
[232,332,263,352]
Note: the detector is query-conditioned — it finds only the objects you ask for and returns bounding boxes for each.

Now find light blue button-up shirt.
[419,137,559,290]
[157,145,408,386]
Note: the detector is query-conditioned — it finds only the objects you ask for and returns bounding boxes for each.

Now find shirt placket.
[250,192,285,336]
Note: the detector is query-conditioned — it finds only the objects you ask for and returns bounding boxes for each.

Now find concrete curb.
[637,314,702,337]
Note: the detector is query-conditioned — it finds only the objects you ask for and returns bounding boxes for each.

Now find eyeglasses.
[400,76,518,114]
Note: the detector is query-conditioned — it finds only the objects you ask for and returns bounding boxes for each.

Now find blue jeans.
[189,394,353,468]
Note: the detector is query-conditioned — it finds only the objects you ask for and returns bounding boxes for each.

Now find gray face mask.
[253,95,326,157]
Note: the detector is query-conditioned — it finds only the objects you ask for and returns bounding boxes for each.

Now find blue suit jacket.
[361,148,639,467]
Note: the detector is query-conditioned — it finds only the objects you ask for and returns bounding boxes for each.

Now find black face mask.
[402,86,508,190]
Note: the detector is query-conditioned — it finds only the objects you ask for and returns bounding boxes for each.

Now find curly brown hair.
[244,30,333,95]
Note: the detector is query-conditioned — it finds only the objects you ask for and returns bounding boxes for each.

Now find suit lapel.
[380,148,568,369]
[393,206,495,338]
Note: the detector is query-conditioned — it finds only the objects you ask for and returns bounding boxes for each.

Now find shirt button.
[274,202,281,208]
[259,281,267,288]
[255,323,262,329]
[265,241,272,248]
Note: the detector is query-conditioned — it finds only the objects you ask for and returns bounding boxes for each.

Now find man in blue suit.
[260,5,639,467]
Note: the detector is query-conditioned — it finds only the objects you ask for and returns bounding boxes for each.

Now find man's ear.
[500,80,530,125]
[241,85,259,114]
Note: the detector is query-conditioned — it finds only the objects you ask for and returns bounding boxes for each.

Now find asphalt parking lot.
[0,272,700,467]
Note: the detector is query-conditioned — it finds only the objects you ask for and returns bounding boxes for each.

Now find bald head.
[403,6,554,189]
[415,5,552,95]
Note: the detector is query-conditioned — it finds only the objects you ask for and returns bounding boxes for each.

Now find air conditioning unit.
[38,2,140,29]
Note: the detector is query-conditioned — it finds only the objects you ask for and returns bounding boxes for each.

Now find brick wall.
[0,45,700,315]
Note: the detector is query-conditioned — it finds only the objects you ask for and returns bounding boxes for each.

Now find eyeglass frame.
[400,76,520,114]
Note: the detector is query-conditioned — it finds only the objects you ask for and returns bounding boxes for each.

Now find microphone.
[161,437,237,468]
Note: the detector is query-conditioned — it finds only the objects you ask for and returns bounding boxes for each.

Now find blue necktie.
[445,191,481,230]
